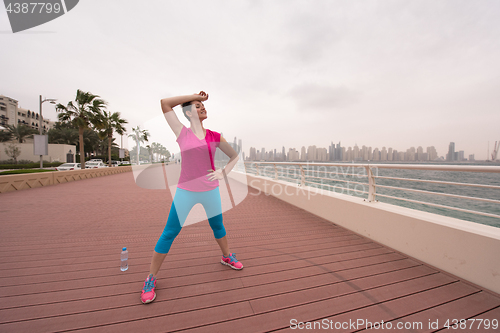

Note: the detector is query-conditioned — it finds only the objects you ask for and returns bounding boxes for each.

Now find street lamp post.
[120,134,124,164]
[39,95,57,169]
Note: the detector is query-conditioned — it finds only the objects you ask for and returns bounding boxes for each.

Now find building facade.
[0,95,54,133]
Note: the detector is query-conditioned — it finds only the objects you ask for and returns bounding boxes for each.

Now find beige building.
[0,95,54,133]
[388,147,393,161]
[381,147,388,161]
[0,95,17,127]
[319,148,328,161]
[427,146,438,161]
[306,145,317,161]
[1,94,64,163]
[287,148,300,161]
[300,146,306,161]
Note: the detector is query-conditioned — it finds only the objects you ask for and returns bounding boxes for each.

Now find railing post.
[255,163,260,176]
[300,165,305,186]
[273,163,278,180]
[366,166,376,202]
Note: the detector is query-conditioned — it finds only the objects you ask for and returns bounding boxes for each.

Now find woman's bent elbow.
[160,99,173,113]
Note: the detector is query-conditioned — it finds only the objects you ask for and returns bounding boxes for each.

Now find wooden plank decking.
[0,170,499,332]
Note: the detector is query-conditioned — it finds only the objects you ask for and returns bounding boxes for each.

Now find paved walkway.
[1,171,499,332]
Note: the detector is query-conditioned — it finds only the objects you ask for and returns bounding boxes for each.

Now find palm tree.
[163,147,171,162]
[83,129,101,160]
[0,130,13,142]
[150,142,163,162]
[159,146,165,162]
[95,111,128,167]
[48,126,79,145]
[55,90,106,169]
[97,136,119,159]
[145,144,152,163]
[158,145,171,163]
[4,124,39,143]
[128,126,149,165]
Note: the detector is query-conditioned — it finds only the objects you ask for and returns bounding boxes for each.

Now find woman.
[141,91,243,304]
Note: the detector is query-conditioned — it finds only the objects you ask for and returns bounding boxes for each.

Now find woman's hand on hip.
[207,169,224,181]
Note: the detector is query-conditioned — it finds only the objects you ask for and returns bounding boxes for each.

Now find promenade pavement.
[1,170,499,332]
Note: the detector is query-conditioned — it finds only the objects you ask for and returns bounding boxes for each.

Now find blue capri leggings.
[154,187,226,254]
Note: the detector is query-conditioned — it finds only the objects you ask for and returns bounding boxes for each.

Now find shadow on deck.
[0,171,499,332]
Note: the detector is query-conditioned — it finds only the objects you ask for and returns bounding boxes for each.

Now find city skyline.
[247,140,481,162]
[1,92,495,163]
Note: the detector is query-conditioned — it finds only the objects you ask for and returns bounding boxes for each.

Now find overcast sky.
[1,0,499,160]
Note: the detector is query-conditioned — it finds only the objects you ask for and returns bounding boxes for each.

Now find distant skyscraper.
[447,142,455,161]
[288,148,300,161]
[416,146,423,161]
[249,147,256,160]
[398,151,405,161]
[353,144,360,161]
[335,142,342,161]
[317,147,327,161]
[307,145,317,161]
[407,147,416,161]
[427,146,437,161]
[381,147,388,161]
[362,145,368,161]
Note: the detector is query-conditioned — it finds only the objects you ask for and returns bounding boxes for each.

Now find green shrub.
[0,161,63,170]
[0,169,56,175]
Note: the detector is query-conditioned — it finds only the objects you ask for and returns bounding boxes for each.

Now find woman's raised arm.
[160,92,208,138]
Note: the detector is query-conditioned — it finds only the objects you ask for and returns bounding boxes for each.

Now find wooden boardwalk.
[0,170,499,332]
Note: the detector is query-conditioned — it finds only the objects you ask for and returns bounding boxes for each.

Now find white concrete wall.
[0,166,132,193]
[0,143,76,163]
[240,172,500,295]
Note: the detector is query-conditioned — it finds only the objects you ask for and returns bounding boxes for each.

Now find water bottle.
[121,247,128,271]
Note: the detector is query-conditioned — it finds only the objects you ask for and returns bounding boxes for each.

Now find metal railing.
[241,161,500,221]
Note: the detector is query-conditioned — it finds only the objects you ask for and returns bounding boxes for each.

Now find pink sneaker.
[141,274,157,304]
[221,253,243,270]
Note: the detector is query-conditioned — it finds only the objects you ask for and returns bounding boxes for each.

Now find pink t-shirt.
[177,126,221,192]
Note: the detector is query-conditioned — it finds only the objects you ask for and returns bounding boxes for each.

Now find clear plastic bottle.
[121,247,128,271]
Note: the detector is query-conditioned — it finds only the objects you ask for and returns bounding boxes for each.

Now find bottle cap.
[122,247,127,251]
